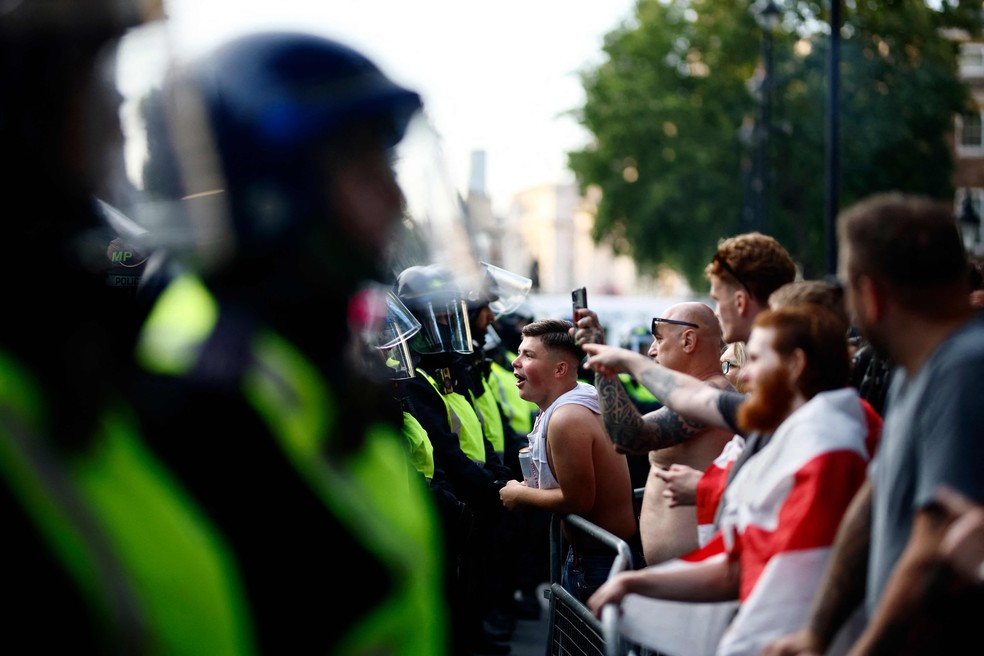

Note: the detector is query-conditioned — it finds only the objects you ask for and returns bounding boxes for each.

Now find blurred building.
[952,35,984,254]
[464,149,691,298]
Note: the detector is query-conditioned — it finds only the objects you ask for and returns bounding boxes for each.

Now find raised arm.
[596,371,714,454]
[582,343,729,429]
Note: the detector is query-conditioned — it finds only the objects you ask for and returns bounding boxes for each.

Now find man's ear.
[735,289,750,317]
[856,275,883,323]
[682,328,697,353]
[555,358,569,378]
[788,347,807,385]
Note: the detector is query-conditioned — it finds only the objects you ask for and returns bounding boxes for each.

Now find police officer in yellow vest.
[126,31,448,654]
[374,290,478,655]
[618,324,664,414]
[0,1,257,653]
[462,263,533,470]
[461,268,552,624]
[395,263,516,655]
[485,305,549,619]
[486,305,539,437]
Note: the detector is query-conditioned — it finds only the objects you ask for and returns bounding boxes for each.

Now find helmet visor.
[376,290,421,349]
[481,261,532,318]
[412,298,473,355]
[380,339,416,380]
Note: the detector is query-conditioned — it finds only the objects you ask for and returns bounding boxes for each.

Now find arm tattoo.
[638,366,681,402]
[596,371,706,454]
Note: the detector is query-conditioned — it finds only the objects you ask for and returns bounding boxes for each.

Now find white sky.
[160,0,638,214]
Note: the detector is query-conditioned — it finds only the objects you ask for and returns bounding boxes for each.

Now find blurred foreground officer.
[131,31,447,653]
[0,1,258,653]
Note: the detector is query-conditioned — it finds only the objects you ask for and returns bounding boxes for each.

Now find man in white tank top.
[499,319,639,602]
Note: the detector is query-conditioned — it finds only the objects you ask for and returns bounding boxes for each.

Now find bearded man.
[580,303,870,656]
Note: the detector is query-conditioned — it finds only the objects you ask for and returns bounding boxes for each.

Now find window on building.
[958,112,984,154]
[960,43,984,77]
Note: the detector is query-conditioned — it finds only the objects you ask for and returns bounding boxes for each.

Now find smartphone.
[571,286,588,320]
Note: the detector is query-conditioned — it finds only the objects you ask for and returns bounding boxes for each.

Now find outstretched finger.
[936,484,975,516]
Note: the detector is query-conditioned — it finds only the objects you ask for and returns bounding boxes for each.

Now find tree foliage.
[569,0,982,289]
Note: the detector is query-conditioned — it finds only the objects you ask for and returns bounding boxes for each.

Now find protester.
[576,303,734,565]
[582,303,870,656]
[763,192,984,656]
[705,232,798,344]
[654,341,747,545]
[719,341,747,392]
[130,31,448,653]
[500,319,639,603]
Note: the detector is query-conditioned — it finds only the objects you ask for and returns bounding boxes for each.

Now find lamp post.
[825,0,841,276]
[751,0,781,234]
[958,191,981,253]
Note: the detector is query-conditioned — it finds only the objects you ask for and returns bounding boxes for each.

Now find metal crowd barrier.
[544,512,641,656]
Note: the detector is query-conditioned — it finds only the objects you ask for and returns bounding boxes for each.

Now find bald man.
[574,302,735,565]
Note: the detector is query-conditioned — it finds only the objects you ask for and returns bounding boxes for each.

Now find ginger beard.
[737,362,797,434]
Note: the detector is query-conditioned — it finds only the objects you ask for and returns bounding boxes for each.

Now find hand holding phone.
[572,286,588,322]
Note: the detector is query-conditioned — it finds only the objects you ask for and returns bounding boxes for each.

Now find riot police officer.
[130,31,448,653]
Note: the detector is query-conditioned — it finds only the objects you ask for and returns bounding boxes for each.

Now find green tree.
[570,0,981,288]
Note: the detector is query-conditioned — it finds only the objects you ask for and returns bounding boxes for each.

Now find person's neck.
[891,309,975,376]
[786,392,809,417]
[537,379,579,412]
[689,360,730,383]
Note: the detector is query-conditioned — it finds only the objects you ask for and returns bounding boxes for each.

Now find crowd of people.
[3,2,984,656]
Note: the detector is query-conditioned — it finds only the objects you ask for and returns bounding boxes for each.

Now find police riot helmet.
[148,30,423,283]
[351,284,421,381]
[396,264,473,355]
[482,262,533,318]
[621,324,653,355]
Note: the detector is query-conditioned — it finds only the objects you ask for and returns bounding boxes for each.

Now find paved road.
[507,583,551,656]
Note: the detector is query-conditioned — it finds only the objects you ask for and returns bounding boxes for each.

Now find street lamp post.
[825,0,841,276]
[751,0,781,235]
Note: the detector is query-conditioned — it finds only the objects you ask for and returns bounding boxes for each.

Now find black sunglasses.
[712,253,752,295]
[721,360,740,374]
[652,317,699,335]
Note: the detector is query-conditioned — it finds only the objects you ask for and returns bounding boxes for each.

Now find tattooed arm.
[583,343,729,431]
[595,371,713,455]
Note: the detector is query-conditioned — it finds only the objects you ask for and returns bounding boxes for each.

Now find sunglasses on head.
[651,317,699,335]
[712,253,752,295]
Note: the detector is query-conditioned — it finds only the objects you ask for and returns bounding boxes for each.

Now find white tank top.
[527,382,600,489]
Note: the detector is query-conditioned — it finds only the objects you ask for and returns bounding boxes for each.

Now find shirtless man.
[575,302,734,565]
[499,318,638,602]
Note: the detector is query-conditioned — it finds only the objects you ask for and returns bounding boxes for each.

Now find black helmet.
[150,31,423,282]
[396,264,473,355]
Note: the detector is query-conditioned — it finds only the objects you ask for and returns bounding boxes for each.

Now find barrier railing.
[545,512,638,656]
